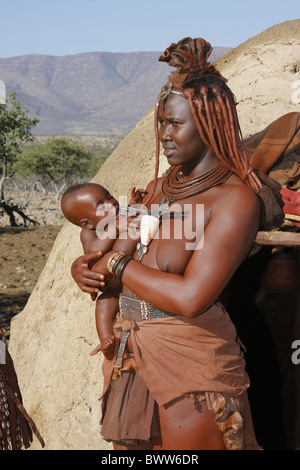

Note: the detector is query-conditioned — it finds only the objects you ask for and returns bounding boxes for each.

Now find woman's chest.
[141,195,214,274]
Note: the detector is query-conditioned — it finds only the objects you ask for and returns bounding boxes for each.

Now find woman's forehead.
[158,92,191,117]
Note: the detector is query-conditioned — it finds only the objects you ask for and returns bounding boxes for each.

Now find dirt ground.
[0,225,62,339]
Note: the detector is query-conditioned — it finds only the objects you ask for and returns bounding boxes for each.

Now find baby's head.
[61,182,118,230]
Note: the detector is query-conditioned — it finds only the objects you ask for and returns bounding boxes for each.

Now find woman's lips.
[163,147,176,157]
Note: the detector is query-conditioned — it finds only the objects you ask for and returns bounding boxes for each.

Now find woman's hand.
[71,251,106,297]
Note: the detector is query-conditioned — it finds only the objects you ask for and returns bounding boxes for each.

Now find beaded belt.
[119,294,175,322]
[114,295,175,368]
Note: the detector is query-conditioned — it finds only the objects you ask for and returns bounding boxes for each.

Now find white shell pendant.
[140,215,160,246]
[137,215,160,261]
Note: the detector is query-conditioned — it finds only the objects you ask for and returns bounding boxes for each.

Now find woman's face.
[157,92,206,169]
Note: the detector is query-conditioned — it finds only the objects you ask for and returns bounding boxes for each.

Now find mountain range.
[0,47,230,136]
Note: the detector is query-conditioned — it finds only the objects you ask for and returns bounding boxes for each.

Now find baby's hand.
[130,187,147,205]
[115,212,141,238]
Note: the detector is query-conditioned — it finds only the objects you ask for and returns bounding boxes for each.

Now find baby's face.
[62,184,119,229]
[88,186,119,229]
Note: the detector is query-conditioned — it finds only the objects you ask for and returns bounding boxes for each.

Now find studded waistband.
[119,294,175,322]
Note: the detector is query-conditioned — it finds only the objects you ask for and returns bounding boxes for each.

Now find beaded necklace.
[162,161,232,200]
[136,162,232,261]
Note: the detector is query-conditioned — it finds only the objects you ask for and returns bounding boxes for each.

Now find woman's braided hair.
[147,37,284,230]
[152,37,263,192]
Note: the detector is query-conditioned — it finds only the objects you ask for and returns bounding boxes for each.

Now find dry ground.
[0,225,62,339]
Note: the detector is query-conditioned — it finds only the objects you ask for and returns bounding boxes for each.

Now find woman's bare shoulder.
[145,176,163,191]
[224,181,260,209]
[213,181,261,229]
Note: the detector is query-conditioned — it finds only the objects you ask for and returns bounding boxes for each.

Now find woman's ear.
[80,218,94,230]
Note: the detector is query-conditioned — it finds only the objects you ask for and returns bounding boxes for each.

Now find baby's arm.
[80,228,115,254]
[88,211,140,357]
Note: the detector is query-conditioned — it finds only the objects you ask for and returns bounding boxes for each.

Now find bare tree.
[0,90,39,226]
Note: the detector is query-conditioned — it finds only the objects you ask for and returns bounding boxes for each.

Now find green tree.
[0,90,39,225]
[14,136,105,196]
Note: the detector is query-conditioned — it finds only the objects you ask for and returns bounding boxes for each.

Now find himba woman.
[71,37,284,450]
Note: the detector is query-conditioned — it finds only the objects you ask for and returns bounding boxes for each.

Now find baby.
[61,182,146,359]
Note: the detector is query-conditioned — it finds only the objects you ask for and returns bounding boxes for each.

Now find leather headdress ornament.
[158,37,225,88]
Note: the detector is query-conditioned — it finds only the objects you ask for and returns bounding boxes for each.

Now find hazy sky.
[0,0,299,58]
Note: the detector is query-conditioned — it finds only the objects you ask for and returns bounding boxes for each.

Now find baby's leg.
[95,292,119,360]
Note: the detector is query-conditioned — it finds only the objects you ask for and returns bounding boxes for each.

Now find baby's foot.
[89,343,102,356]
[101,335,116,360]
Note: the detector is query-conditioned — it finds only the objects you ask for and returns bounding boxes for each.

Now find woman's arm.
[98,187,261,317]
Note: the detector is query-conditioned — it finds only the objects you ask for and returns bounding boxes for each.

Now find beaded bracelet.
[107,251,133,281]
[114,255,133,281]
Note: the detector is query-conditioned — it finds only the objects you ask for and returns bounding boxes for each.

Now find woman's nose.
[160,124,172,141]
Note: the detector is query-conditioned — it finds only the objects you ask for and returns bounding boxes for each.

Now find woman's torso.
[122,173,255,353]
[123,173,245,292]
